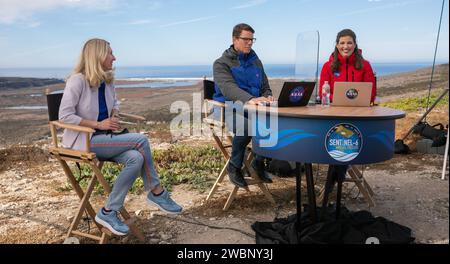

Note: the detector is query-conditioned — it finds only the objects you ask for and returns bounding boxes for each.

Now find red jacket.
[319,51,376,103]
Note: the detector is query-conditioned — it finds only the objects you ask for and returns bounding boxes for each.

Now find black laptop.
[275,81,316,107]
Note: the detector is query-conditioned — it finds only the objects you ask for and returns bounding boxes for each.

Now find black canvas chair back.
[203,79,215,101]
[46,90,63,121]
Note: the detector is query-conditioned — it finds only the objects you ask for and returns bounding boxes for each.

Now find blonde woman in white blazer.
[59,38,182,236]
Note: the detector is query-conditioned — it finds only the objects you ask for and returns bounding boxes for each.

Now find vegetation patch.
[57,144,224,194]
[381,90,449,112]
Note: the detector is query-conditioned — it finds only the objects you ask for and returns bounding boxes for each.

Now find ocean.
[0,63,440,80]
[0,62,444,110]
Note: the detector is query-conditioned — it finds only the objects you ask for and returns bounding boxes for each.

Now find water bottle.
[373,96,381,106]
[321,81,331,107]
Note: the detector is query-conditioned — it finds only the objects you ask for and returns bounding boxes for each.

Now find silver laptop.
[331,82,372,107]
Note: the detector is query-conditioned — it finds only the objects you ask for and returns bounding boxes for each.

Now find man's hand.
[248,96,273,106]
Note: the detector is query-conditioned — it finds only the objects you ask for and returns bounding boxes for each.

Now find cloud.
[230,0,268,10]
[148,1,162,10]
[0,0,117,24]
[2,43,68,59]
[338,0,422,17]
[27,21,42,28]
[127,19,154,25]
[159,16,216,28]
[301,0,425,26]
[368,0,382,2]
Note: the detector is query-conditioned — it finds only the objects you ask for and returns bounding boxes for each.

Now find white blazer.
[59,73,120,151]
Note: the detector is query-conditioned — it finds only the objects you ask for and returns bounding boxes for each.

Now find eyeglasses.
[238,37,256,43]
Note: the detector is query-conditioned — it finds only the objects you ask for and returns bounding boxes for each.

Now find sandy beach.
[0,64,448,244]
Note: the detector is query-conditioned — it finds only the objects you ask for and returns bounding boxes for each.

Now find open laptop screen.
[331,82,372,107]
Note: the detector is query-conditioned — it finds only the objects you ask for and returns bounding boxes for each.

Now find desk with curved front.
[245,104,405,229]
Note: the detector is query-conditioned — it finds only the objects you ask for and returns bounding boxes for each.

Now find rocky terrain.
[0,64,448,244]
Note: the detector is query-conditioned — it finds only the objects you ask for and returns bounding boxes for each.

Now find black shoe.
[251,159,273,183]
[227,162,247,188]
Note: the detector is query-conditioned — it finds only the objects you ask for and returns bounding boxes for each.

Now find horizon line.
[0,61,448,69]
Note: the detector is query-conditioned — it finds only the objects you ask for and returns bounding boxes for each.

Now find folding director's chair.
[46,90,146,244]
[202,79,275,211]
[345,165,375,207]
[317,74,378,208]
[316,164,376,208]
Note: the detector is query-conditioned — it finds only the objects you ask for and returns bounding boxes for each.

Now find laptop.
[272,81,316,107]
[331,82,372,107]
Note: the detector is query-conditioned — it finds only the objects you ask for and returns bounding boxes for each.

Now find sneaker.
[251,159,273,183]
[94,208,129,236]
[227,162,247,188]
[147,190,183,214]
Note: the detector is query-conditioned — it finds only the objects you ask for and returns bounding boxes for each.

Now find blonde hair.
[73,38,114,88]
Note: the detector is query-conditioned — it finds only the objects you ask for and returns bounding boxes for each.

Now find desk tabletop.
[245,104,405,120]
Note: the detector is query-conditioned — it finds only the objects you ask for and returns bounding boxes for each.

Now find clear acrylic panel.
[295,30,320,101]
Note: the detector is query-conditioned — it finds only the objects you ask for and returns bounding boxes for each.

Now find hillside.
[0,77,64,90]
[0,64,448,244]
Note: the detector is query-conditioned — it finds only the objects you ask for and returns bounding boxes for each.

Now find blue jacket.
[213,45,272,103]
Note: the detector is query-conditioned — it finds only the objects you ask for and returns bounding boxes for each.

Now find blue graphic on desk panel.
[368,130,394,152]
[256,127,316,150]
[325,123,362,162]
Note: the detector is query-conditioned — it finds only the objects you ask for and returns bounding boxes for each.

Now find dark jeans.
[328,165,348,182]
[214,106,262,168]
[323,164,348,197]
[231,134,258,168]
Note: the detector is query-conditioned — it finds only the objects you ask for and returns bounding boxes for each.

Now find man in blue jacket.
[213,23,273,188]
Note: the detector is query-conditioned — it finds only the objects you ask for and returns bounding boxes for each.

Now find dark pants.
[323,164,348,198]
[328,165,348,182]
[216,107,262,168]
[231,134,256,168]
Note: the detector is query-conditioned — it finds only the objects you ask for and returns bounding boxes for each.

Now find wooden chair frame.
[202,80,275,210]
[47,91,146,244]
[317,165,375,207]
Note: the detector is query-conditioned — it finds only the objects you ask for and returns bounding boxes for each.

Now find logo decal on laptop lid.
[346,89,358,99]
[289,86,304,103]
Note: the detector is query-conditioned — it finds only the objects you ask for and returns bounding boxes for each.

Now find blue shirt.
[97,82,108,122]
[213,49,263,103]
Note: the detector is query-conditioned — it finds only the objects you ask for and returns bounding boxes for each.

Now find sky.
[0,0,448,68]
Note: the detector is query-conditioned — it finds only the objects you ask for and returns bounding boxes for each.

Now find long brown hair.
[330,29,364,73]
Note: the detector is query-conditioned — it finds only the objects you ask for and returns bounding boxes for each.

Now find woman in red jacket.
[319,29,376,103]
[319,29,377,212]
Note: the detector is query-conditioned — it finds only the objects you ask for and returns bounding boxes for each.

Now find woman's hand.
[97,117,120,131]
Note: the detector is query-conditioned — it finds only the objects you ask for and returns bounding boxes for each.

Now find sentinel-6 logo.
[346,88,359,99]
[325,123,362,162]
[289,86,304,103]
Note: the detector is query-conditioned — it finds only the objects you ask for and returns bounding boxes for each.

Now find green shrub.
[58,144,224,194]
[381,91,448,112]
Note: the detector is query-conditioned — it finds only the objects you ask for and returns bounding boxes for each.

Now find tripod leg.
[442,129,449,180]
[401,88,449,141]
